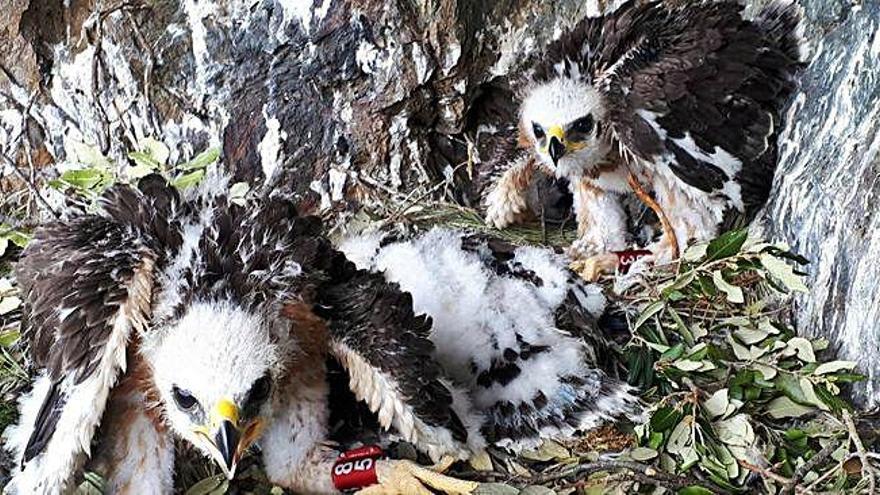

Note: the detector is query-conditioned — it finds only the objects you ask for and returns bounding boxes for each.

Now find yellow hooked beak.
[541,125,587,165]
[193,399,265,479]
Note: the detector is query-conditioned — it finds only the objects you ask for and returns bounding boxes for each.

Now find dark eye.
[531,122,545,140]
[248,374,272,406]
[570,115,594,134]
[172,386,198,411]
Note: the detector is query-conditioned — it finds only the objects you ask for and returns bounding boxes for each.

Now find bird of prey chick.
[4,173,634,494]
[484,0,802,266]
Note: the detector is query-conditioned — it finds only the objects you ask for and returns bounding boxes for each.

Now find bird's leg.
[483,155,538,229]
[87,362,174,495]
[566,177,627,280]
[641,173,719,265]
[627,171,679,262]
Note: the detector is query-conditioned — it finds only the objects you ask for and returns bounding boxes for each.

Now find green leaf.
[682,243,708,262]
[703,388,732,419]
[685,342,709,361]
[60,168,105,190]
[679,445,700,470]
[180,148,221,170]
[760,253,808,293]
[1,229,30,249]
[229,181,250,206]
[648,431,664,449]
[69,141,111,168]
[127,150,161,170]
[829,373,866,383]
[799,377,830,411]
[678,486,714,495]
[714,414,754,447]
[673,359,704,371]
[661,271,696,297]
[634,301,665,331]
[661,343,686,361]
[775,372,810,404]
[125,162,158,180]
[630,447,659,461]
[0,330,20,347]
[814,361,857,375]
[813,384,848,414]
[0,238,7,257]
[137,137,170,165]
[785,337,816,363]
[473,483,519,495]
[668,307,695,346]
[173,169,206,189]
[712,270,744,303]
[667,417,693,455]
[0,296,21,315]
[706,229,748,262]
[651,406,682,432]
[767,396,815,418]
[185,475,228,495]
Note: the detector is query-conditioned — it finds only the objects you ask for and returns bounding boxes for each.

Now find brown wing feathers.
[315,256,468,443]
[535,1,800,208]
[15,181,170,462]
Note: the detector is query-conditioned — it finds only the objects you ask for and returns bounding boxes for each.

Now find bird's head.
[148,300,284,479]
[520,77,608,178]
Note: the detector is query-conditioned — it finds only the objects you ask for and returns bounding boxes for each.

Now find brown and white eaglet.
[484,0,803,263]
[4,172,635,494]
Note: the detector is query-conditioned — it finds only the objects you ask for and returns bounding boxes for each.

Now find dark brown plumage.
[482,0,803,264]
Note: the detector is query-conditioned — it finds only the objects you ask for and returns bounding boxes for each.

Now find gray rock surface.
[1,0,879,405]
[756,0,880,407]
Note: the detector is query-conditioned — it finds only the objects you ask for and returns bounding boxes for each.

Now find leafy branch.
[618,229,874,494]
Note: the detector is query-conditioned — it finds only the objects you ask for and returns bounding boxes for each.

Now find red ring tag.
[614,249,652,274]
[332,445,383,491]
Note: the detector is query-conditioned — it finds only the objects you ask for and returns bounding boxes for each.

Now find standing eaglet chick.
[483,0,803,268]
[3,173,635,494]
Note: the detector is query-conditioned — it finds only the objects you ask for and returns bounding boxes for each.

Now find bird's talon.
[568,253,618,282]
[358,460,479,495]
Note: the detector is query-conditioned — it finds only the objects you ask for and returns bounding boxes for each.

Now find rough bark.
[1,0,879,405]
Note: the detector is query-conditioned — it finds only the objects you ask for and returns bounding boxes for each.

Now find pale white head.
[148,300,285,479]
[520,77,609,178]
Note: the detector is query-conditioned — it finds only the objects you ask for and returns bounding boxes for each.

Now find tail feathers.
[482,372,639,452]
[22,380,65,464]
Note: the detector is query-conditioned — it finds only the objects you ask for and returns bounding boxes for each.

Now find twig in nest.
[626,170,679,260]
[844,410,876,495]
[530,459,704,491]
[739,460,810,495]
[781,439,840,495]
[386,161,470,222]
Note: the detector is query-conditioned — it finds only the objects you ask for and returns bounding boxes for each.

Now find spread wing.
[549,0,801,211]
[307,247,471,460]
[7,185,161,493]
